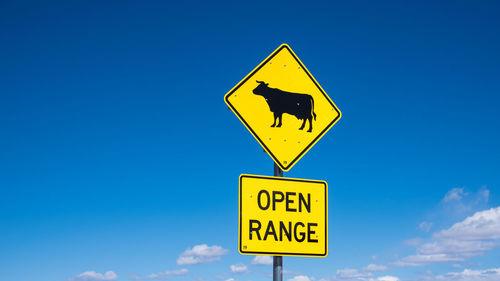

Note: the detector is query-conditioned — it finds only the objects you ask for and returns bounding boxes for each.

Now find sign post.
[273,163,283,281]
[228,44,337,281]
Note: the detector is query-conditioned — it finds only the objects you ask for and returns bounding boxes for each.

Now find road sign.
[239,174,327,257]
[225,44,341,171]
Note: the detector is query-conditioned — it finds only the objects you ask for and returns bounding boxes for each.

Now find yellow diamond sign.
[225,44,341,171]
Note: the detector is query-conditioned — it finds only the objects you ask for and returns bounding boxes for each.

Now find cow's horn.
[256,80,264,84]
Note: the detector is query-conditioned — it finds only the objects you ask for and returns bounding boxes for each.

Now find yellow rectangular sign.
[239,174,327,257]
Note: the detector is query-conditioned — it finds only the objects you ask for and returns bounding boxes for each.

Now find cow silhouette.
[253,81,317,132]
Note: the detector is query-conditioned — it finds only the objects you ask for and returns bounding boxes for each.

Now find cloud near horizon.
[69,271,117,281]
[363,264,388,272]
[336,268,373,279]
[230,264,249,274]
[423,267,500,281]
[318,272,399,281]
[434,206,500,241]
[251,255,273,265]
[376,276,399,281]
[177,244,228,265]
[287,275,314,281]
[132,268,188,280]
[395,206,500,267]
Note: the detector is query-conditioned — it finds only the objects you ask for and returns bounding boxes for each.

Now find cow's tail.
[311,97,316,120]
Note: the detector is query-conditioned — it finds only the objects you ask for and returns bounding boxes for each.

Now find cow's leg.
[277,114,283,127]
[299,119,306,130]
[307,117,313,132]
[271,113,278,127]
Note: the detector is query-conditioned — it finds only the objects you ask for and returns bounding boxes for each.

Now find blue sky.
[1,1,500,281]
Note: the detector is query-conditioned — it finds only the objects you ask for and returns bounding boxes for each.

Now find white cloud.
[440,187,490,217]
[443,188,465,202]
[287,275,314,281]
[396,206,500,267]
[434,207,500,241]
[134,269,189,280]
[418,240,496,256]
[320,269,397,281]
[230,264,249,274]
[225,278,236,281]
[404,238,423,246]
[320,270,397,281]
[177,244,228,265]
[318,265,388,280]
[393,254,464,267]
[376,276,399,281]
[70,271,118,281]
[283,270,302,276]
[363,264,388,272]
[419,270,434,275]
[251,255,273,265]
[426,267,500,281]
[418,221,433,232]
[336,269,373,279]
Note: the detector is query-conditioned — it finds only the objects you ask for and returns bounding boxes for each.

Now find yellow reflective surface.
[225,44,341,171]
[239,174,327,257]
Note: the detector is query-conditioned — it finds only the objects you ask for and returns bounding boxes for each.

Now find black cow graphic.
[253,81,317,132]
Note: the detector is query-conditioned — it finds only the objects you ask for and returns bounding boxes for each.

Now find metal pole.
[273,162,283,281]
[274,162,283,177]
[273,256,282,281]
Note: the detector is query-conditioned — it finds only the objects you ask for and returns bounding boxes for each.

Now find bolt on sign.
[239,174,327,257]
[225,44,341,171]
